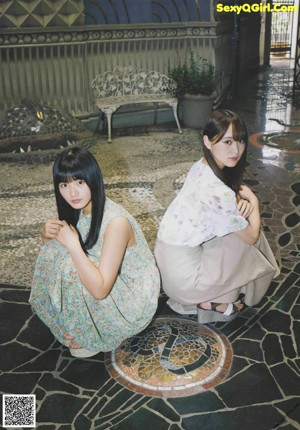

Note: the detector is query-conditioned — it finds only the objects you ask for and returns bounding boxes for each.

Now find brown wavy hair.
[202,109,248,194]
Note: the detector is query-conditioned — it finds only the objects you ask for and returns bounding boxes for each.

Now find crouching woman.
[30,147,160,357]
[155,110,279,323]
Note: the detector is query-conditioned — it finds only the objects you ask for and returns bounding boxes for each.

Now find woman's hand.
[237,198,253,219]
[41,219,64,244]
[235,185,261,245]
[237,185,259,219]
[56,220,80,251]
[238,185,259,206]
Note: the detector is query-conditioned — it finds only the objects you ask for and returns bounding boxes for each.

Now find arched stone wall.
[84,0,204,24]
[0,0,210,28]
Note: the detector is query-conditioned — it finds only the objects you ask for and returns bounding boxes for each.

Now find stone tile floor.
[0,58,300,429]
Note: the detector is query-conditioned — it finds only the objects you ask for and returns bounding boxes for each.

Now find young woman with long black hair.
[155,110,279,323]
[30,147,160,357]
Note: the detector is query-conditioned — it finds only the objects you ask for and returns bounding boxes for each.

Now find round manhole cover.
[105,316,233,398]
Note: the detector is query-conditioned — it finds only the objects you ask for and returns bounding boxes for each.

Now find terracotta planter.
[182,93,215,129]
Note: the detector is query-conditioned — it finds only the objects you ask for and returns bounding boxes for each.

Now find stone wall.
[0,22,234,118]
[0,1,262,120]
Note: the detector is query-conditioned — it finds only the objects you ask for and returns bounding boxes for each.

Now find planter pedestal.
[182,93,215,129]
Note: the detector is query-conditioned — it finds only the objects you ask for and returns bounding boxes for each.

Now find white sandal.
[197,302,242,324]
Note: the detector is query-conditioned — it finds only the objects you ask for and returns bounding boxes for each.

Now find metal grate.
[270,0,295,55]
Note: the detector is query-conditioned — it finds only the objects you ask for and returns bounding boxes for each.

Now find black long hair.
[202,110,248,194]
[53,147,106,251]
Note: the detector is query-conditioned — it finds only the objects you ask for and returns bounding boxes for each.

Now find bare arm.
[234,185,261,245]
[55,217,135,300]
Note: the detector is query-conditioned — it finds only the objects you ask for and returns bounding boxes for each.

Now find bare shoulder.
[105,216,132,236]
[103,216,135,248]
[107,216,131,228]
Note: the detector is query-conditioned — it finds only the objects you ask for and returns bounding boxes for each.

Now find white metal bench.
[91,66,182,142]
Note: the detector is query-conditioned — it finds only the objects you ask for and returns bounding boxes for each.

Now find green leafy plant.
[169,51,216,99]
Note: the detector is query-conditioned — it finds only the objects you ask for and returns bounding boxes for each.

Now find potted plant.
[169,51,216,128]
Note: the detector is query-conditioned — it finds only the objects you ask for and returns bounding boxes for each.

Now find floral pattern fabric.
[29,199,160,352]
[157,160,248,246]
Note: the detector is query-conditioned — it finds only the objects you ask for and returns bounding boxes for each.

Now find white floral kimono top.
[157,159,248,246]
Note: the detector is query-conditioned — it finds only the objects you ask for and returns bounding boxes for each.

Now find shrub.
[169,51,216,99]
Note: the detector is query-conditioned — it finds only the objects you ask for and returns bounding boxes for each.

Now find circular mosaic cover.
[105,317,233,398]
[257,132,300,151]
[250,131,300,153]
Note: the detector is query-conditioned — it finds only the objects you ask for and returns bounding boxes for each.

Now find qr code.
[2,395,36,428]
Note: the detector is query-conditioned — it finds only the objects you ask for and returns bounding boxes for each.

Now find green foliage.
[169,52,216,99]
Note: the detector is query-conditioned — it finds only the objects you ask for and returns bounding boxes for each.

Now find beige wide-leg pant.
[154,232,280,315]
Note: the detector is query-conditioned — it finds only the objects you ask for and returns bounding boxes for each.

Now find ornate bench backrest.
[91,66,176,99]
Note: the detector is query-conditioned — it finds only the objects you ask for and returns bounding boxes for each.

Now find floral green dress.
[29,198,160,352]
